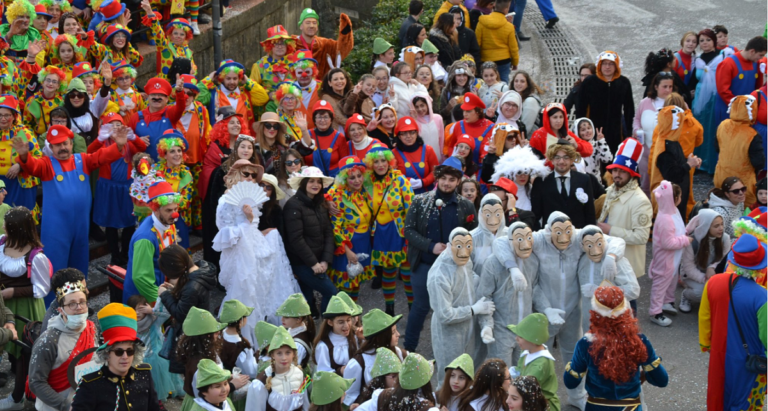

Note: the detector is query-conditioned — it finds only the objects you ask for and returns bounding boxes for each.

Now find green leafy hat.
[323,295,354,318]
[373,37,394,55]
[421,39,439,55]
[196,358,231,388]
[268,326,297,353]
[362,309,402,337]
[507,313,549,345]
[399,353,434,390]
[182,307,227,336]
[445,353,474,380]
[276,294,311,317]
[310,371,355,405]
[66,77,87,93]
[298,8,319,25]
[255,321,278,351]
[370,347,403,379]
[336,291,363,316]
[219,300,255,325]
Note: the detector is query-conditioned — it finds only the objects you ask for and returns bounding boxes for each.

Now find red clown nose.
[171,212,180,219]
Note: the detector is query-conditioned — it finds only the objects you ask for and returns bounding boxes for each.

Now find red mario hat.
[47,125,74,145]
[145,77,172,96]
[607,137,643,178]
[395,116,419,134]
[345,114,367,136]
[492,176,518,199]
[455,134,476,151]
[312,99,335,116]
[100,112,124,125]
[460,92,486,111]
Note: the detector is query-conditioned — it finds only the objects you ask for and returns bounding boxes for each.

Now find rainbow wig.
[113,65,137,80]
[732,218,767,245]
[54,34,87,62]
[148,193,181,211]
[40,0,72,13]
[335,164,367,187]
[293,58,317,71]
[363,147,396,170]
[274,82,301,104]
[157,137,188,158]
[217,65,244,82]
[165,22,193,42]
[80,72,103,90]
[38,66,68,92]
[7,0,36,23]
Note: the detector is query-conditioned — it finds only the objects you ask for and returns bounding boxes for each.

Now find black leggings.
[8,354,27,402]
[105,227,136,260]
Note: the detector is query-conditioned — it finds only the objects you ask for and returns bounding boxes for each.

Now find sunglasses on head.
[263,123,280,130]
[242,171,259,178]
[284,159,302,166]
[110,348,135,357]
[729,187,747,194]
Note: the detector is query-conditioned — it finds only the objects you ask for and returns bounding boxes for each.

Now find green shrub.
[345,0,443,81]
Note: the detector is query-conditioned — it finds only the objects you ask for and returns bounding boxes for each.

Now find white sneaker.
[191,22,201,35]
[650,314,672,327]
[662,303,678,314]
[0,396,24,410]
[679,295,692,313]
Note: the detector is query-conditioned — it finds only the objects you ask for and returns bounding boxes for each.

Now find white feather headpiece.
[490,145,550,183]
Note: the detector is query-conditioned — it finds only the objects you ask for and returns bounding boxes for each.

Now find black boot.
[517,31,531,41]
[371,267,383,289]
[90,222,106,242]
[545,17,559,29]
[385,303,395,316]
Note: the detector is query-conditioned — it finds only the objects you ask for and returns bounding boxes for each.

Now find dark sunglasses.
[284,159,302,166]
[69,91,86,99]
[110,348,135,357]
[729,187,747,194]
[263,123,280,130]
[259,182,274,191]
[242,171,259,178]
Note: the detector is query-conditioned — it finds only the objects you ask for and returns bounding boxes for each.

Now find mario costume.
[128,76,188,160]
[152,129,195,248]
[123,180,180,303]
[292,51,322,130]
[0,95,43,218]
[750,82,767,152]
[345,114,383,159]
[446,93,494,166]
[393,116,439,194]
[143,12,197,79]
[199,59,269,128]
[300,99,349,178]
[251,25,297,94]
[295,8,354,80]
[715,50,764,129]
[17,125,125,278]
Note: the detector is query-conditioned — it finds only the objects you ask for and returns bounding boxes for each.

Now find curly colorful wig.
[40,0,72,13]
[217,66,244,82]
[209,116,250,148]
[54,34,87,62]
[274,82,301,104]
[334,165,367,187]
[80,72,103,90]
[165,22,193,42]
[148,193,181,211]
[587,286,648,384]
[113,65,137,79]
[732,218,767,245]
[262,37,296,54]
[7,0,36,23]
[363,148,396,170]
[293,59,317,71]
[156,137,188,159]
[38,66,68,93]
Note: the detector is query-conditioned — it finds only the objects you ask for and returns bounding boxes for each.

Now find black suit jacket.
[531,171,597,229]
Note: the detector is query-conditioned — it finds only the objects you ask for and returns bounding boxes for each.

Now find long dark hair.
[226,315,253,349]
[262,182,278,224]
[312,315,356,364]
[457,359,509,411]
[379,382,435,411]
[510,376,548,411]
[547,107,568,138]
[358,374,394,404]
[646,72,675,99]
[58,12,79,34]
[158,244,193,300]
[3,206,43,249]
[436,367,470,408]
[176,332,222,364]
[356,326,395,356]
[298,178,328,207]
[436,13,457,43]
[321,68,353,98]
[511,71,543,101]
[310,400,344,411]
[696,219,725,270]
[278,148,304,186]
[404,23,425,47]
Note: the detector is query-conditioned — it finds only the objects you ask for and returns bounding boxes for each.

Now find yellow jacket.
[433,2,470,28]
[475,12,519,66]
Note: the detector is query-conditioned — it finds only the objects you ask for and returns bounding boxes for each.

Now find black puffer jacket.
[283,189,335,267]
[159,260,217,374]
[429,28,461,69]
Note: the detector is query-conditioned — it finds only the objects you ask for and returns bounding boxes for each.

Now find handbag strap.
[728,274,751,355]
[370,184,392,228]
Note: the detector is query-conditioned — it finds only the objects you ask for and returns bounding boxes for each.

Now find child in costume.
[49,34,87,82]
[648,181,689,327]
[275,294,316,371]
[565,286,668,410]
[31,5,55,66]
[573,117,612,186]
[219,300,260,376]
[510,313,559,411]
[311,372,355,410]
[39,0,70,39]
[349,346,402,406]
[434,354,474,411]
[190,359,237,411]
[127,294,185,401]
[23,65,66,136]
[370,38,394,72]
[140,0,198,80]
[86,22,144,68]
[129,152,162,223]
[152,129,196,249]
[254,321,278,374]
[109,59,145,120]
[251,25,296,95]
[198,59,269,128]
[313,295,356,375]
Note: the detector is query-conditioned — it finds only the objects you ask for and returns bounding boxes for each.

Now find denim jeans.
[404,262,431,351]
[292,264,338,313]
[511,0,526,34]
[497,62,512,83]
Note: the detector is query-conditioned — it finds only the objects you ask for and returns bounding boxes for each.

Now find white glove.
[602,255,617,283]
[471,297,495,316]
[409,178,423,190]
[543,307,566,325]
[580,283,598,298]
[510,268,527,291]
[481,326,495,344]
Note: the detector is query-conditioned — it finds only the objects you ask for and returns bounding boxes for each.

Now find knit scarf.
[598,179,639,223]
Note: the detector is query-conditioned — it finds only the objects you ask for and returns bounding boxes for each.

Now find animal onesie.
[714,95,765,206]
[647,181,689,316]
[750,85,767,151]
[651,106,692,219]
[715,52,764,130]
[296,13,354,80]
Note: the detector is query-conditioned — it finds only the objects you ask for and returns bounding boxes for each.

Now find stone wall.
[136,0,311,85]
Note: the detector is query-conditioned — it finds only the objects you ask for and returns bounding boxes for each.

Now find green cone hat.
[276,294,311,317]
[421,39,439,55]
[507,313,549,345]
[323,295,354,317]
[370,347,403,379]
[445,353,474,380]
[268,326,297,353]
[336,291,363,316]
[255,321,278,351]
[310,371,355,405]
[373,37,394,54]
[196,358,231,388]
[183,307,226,336]
[219,299,255,325]
[399,353,433,390]
[362,308,402,337]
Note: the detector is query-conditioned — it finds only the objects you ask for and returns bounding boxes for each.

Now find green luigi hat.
[268,326,297,353]
[255,321,278,351]
[0,179,6,189]
[183,307,227,336]
[66,77,87,94]
[370,347,403,379]
[507,313,549,345]
[336,291,363,317]
[323,295,354,318]
[421,39,439,55]
[196,358,231,388]
[276,293,311,317]
[399,353,434,390]
[311,371,355,405]
[298,8,320,25]
[445,353,474,380]
[219,300,255,325]
[373,37,394,55]
[362,309,402,338]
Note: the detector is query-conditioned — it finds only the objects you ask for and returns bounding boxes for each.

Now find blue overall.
[42,154,91,304]
[135,111,174,161]
[311,129,341,177]
[395,147,430,194]
[0,130,36,210]
[123,217,162,303]
[755,90,767,152]
[674,52,694,85]
[93,155,135,228]
[459,121,494,165]
[715,55,758,127]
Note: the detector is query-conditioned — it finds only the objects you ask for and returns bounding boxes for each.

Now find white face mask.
[64,312,89,330]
